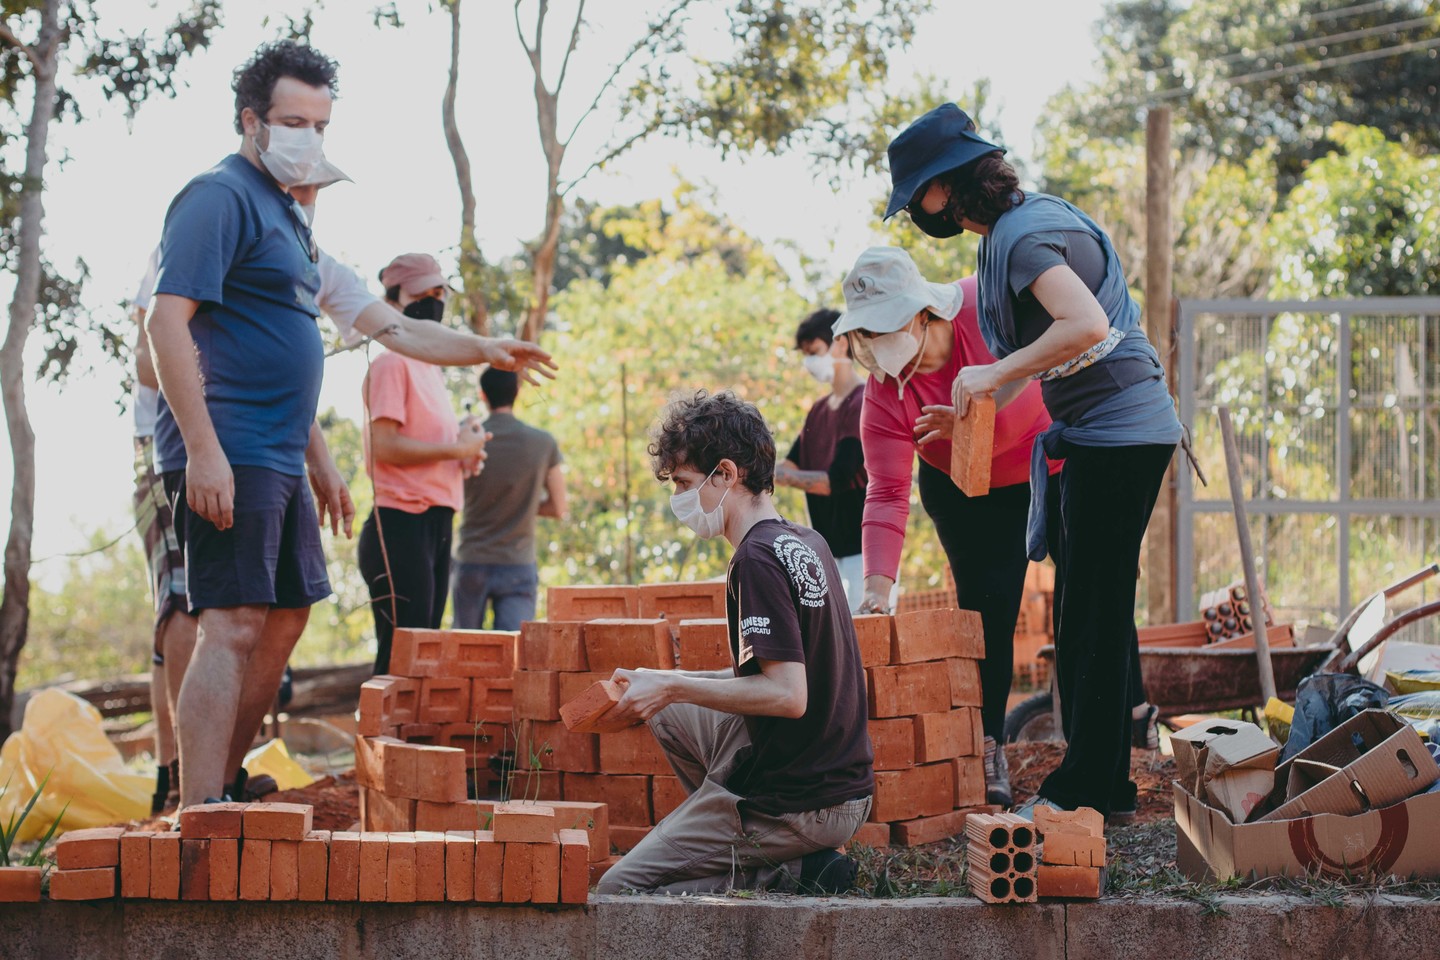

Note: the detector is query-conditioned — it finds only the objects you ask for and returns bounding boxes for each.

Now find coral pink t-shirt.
[363,351,463,513]
[860,276,1059,579]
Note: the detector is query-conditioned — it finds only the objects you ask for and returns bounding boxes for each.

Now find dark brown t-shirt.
[724,518,874,814]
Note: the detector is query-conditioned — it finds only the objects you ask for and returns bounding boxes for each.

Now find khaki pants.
[595,702,872,894]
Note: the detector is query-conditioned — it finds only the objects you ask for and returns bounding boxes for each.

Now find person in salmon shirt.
[831,246,1053,808]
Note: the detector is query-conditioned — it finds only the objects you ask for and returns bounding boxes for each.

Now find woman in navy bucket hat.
[886,103,1183,822]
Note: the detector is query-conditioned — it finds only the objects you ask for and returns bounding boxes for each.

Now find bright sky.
[4,0,1108,583]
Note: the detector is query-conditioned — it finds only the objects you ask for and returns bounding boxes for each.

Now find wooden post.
[1144,106,1176,624]
[1218,406,1277,705]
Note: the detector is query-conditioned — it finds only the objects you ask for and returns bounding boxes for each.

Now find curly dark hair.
[232,40,340,134]
[649,390,775,496]
[794,308,841,350]
[933,153,1024,228]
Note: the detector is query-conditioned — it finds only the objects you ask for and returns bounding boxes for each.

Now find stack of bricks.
[511,582,728,860]
[1198,580,1276,642]
[357,628,518,805]
[1035,806,1105,899]
[43,801,588,905]
[854,608,998,848]
[964,813,1037,904]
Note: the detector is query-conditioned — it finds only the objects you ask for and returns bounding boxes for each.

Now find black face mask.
[908,206,964,239]
[403,296,445,322]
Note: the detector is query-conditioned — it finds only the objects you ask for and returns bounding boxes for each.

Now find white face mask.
[669,464,730,539]
[255,122,327,187]
[802,353,835,384]
[869,328,920,380]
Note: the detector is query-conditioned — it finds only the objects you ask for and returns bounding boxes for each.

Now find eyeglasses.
[287,199,319,264]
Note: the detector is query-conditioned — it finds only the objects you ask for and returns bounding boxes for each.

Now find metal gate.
[1176,297,1440,638]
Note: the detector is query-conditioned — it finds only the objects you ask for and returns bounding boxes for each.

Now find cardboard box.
[1169,717,1278,822]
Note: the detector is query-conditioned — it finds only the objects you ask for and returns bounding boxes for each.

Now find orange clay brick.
[546,800,609,863]
[386,834,417,903]
[564,773,652,827]
[467,679,515,725]
[243,802,313,842]
[208,838,239,901]
[238,839,270,901]
[49,867,115,901]
[443,631,517,678]
[358,675,398,735]
[269,840,299,901]
[507,767,565,802]
[950,394,994,497]
[868,717,917,770]
[437,723,505,763]
[298,831,329,901]
[515,670,562,720]
[636,581,727,624]
[365,790,417,832]
[55,826,124,869]
[589,854,623,887]
[444,831,476,901]
[650,776,688,822]
[149,832,181,900]
[530,838,561,904]
[866,661,951,718]
[851,614,895,668]
[519,620,589,672]
[849,821,892,849]
[327,831,361,901]
[870,762,954,823]
[390,629,445,678]
[492,802,557,843]
[677,618,731,670]
[358,833,388,902]
[119,832,150,898]
[415,799,495,833]
[179,839,210,901]
[419,677,472,724]
[914,709,978,763]
[599,723,671,776]
[1034,805,1104,839]
[1037,862,1101,899]
[948,657,983,707]
[501,841,534,903]
[558,670,613,705]
[520,720,600,773]
[558,829,590,904]
[0,866,42,902]
[353,733,388,791]
[412,831,446,902]
[583,619,675,672]
[474,830,504,902]
[1042,832,1107,868]
[547,584,640,621]
[376,738,422,798]
[890,809,975,847]
[891,609,984,664]
[954,756,986,808]
[414,745,468,803]
[609,825,651,853]
[560,680,632,733]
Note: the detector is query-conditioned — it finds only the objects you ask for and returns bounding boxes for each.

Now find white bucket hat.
[832,246,962,379]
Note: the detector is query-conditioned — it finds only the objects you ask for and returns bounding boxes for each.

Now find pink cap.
[380,253,447,296]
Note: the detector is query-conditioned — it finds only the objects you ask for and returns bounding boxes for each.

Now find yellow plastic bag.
[0,689,150,840]
[1264,697,1295,745]
[243,738,314,793]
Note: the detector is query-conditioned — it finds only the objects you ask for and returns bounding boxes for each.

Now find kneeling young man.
[595,390,875,895]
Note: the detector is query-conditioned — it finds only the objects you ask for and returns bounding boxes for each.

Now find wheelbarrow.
[1003,563,1440,743]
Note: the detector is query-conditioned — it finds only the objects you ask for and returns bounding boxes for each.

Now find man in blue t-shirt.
[146,41,354,808]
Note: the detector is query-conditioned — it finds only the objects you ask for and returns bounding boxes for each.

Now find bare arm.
[537,464,568,518]
[306,421,356,538]
[774,458,831,496]
[146,293,233,528]
[352,301,558,382]
[368,417,486,467]
[607,659,807,724]
[132,306,158,390]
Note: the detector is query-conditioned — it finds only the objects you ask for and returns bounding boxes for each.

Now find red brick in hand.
[559,679,631,733]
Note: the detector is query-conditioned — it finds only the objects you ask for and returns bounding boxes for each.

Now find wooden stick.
[1217,406,1277,704]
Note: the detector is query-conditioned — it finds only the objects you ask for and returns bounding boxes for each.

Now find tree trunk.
[0,2,60,743]
[520,85,565,344]
[442,0,489,335]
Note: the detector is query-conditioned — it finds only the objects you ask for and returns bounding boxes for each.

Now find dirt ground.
[1005,741,1177,824]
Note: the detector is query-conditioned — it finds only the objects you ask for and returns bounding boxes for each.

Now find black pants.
[357,505,454,674]
[1039,443,1174,814]
[918,462,1035,741]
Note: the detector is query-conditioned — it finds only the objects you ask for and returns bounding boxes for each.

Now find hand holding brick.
[950,393,994,497]
[559,679,634,733]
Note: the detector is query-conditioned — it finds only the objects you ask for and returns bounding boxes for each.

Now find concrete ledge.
[1,894,1436,959]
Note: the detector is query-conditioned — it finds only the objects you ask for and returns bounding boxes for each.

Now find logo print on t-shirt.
[773,533,828,608]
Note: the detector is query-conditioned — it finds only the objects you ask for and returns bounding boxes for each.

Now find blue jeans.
[450,561,539,631]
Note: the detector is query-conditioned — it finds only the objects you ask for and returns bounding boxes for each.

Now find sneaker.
[797,849,858,895]
[983,736,1013,808]
[1011,795,1066,822]
[230,768,279,802]
[1132,703,1160,750]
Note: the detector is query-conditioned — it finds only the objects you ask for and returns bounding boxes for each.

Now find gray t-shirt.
[1008,229,1160,424]
[454,412,562,565]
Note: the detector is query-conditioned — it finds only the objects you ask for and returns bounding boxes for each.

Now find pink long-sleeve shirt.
[860,276,1059,579]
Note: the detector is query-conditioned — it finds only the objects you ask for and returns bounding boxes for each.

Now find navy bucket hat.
[883,104,1004,220]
